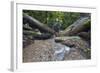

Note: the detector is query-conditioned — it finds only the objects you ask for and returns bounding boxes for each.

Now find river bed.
[23,38,86,63]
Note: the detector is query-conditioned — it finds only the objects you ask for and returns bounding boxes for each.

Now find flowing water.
[54,43,71,61]
[50,36,71,61]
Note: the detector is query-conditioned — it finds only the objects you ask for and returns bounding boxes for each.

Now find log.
[34,33,53,40]
[77,31,91,44]
[55,36,81,43]
[23,23,33,30]
[23,30,41,35]
[60,17,91,36]
[23,13,56,35]
[23,30,53,40]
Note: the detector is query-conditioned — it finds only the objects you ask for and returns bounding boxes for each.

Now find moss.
[23,30,41,36]
[31,31,41,35]
[83,48,91,59]
[84,20,91,29]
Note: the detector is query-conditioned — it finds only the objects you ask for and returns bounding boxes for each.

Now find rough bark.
[23,13,56,35]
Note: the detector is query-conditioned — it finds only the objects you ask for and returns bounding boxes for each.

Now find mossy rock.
[83,48,91,59]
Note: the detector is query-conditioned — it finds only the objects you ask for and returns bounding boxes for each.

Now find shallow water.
[49,37,71,61]
[53,43,71,61]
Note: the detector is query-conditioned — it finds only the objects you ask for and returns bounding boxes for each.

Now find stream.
[50,37,71,61]
[54,43,71,61]
[23,37,87,62]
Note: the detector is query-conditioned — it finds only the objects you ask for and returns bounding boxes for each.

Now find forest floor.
[23,38,87,63]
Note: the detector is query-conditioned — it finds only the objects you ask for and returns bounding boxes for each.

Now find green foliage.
[84,20,91,29]
[62,12,80,29]
[23,10,80,30]
[23,10,47,24]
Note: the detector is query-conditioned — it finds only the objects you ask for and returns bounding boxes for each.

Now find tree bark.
[23,13,56,35]
[60,17,90,36]
[23,30,41,35]
[55,36,81,43]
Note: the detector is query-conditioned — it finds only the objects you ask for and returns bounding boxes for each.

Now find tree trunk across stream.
[23,12,91,63]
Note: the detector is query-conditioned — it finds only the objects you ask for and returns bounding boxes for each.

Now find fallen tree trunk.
[23,30,41,35]
[60,17,91,36]
[23,30,53,40]
[55,36,81,43]
[77,31,91,41]
[23,13,56,35]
